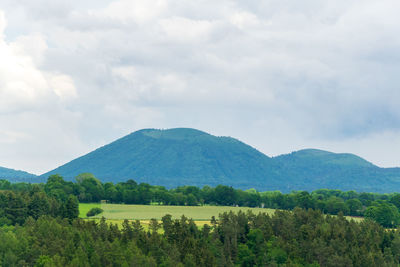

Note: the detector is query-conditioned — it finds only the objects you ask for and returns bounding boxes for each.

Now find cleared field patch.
[345,216,363,223]
[88,203,275,221]
[79,203,101,218]
[79,203,364,226]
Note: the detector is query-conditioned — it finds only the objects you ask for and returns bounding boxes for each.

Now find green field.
[79,203,363,226]
[80,203,274,220]
[79,203,101,218]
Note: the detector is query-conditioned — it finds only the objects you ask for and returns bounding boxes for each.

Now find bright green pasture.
[79,203,101,218]
[79,203,274,220]
[79,203,363,225]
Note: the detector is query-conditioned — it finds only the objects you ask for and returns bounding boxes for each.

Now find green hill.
[42,128,278,188]
[0,166,39,183]
[42,128,400,192]
[272,149,399,192]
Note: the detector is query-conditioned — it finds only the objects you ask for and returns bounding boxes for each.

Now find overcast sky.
[0,0,400,174]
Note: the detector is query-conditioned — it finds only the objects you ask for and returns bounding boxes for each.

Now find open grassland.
[79,203,101,218]
[79,203,275,227]
[87,204,274,221]
[79,203,363,227]
[99,204,275,220]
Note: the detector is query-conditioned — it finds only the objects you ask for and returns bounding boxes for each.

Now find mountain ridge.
[41,128,400,192]
[0,166,40,183]
[42,128,275,188]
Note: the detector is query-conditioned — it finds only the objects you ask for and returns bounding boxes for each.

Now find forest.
[1,173,400,228]
[0,206,399,266]
[1,175,400,266]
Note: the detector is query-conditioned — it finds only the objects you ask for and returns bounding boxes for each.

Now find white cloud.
[0,1,400,173]
[100,0,167,24]
[48,73,77,99]
[160,17,214,42]
[0,10,77,114]
[229,11,261,30]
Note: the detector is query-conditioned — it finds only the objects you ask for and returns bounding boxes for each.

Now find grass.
[99,204,275,220]
[79,203,101,218]
[79,203,364,226]
[345,216,363,223]
[79,203,275,227]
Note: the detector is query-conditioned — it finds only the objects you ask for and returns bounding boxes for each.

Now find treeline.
[0,209,399,266]
[0,184,79,226]
[2,173,400,227]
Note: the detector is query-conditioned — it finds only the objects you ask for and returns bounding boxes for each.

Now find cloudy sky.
[0,0,400,174]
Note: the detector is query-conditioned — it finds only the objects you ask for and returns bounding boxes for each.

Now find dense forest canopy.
[1,174,400,266]
[2,174,400,227]
[0,208,399,266]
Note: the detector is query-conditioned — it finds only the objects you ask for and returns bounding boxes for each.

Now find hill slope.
[42,128,278,188]
[271,149,400,192]
[0,166,39,183]
[42,128,400,192]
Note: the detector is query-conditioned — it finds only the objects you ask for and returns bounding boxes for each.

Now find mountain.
[42,128,400,192]
[42,128,278,188]
[0,166,40,183]
[272,149,400,192]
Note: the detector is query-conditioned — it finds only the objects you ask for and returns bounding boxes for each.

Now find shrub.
[86,207,104,217]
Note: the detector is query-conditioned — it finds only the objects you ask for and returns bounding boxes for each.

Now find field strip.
[79,203,363,224]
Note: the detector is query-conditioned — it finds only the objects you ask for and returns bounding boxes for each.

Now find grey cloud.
[0,0,400,173]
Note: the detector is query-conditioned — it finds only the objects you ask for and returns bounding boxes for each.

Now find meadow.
[79,203,363,227]
[79,203,276,226]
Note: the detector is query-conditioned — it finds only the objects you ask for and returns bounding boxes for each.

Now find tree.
[45,174,73,201]
[390,194,400,210]
[346,198,363,216]
[214,185,237,206]
[76,173,104,202]
[86,207,104,217]
[28,192,50,219]
[63,195,79,220]
[365,202,400,228]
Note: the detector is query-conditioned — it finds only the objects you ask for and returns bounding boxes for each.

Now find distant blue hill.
[42,128,400,192]
[272,149,400,192]
[0,166,40,183]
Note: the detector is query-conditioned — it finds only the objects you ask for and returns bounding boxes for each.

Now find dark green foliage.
[1,173,400,266]
[364,202,400,227]
[44,174,76,202]
[63,195,79,220]
[1,209,396,266]
[4,175,400,227]
[76,173,104,202]
[86,207,104,217]
[0,189,78,225]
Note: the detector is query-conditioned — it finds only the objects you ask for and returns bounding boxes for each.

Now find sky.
[0,0,400,175]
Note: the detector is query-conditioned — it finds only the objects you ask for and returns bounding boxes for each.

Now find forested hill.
[42,128,276,188]
[271,149,397,192]
[41,128,400,192]
[0,166,39,182]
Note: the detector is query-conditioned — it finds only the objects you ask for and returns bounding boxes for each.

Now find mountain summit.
[42,128,275,188]
[42,128,400,192]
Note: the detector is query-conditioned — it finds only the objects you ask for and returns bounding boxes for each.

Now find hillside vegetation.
[42,128,400,192]
[43,128,275,188]
[0,208,398,266]
[3,175,398,227]
[0,166,39,182]
[0,176,399,266]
